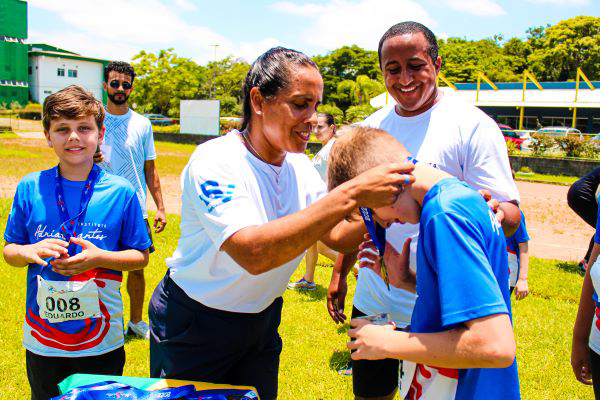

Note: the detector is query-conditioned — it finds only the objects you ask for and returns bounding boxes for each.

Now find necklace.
[239,130,282,179]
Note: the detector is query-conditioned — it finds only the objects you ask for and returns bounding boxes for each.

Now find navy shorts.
[351,306,399,398]
[149,273,283,400]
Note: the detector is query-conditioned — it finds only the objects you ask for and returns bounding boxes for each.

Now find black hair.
[377,21,438,67]
[318,112,335,127]
[104,61,135,83]
[241,46,318,131]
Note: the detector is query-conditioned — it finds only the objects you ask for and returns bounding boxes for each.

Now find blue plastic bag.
[51,381,259,400]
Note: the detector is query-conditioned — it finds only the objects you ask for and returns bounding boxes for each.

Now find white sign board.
[180,100,220,135]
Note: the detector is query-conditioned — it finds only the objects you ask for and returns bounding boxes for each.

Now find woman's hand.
[350,162,415,209]
[571,337,593,385]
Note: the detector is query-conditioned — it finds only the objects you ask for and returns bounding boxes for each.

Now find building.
[371,77,600,133]
[28,44,109,104]
[0,0,28,106]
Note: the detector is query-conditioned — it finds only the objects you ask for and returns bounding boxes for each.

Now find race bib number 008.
[36,276,101,323]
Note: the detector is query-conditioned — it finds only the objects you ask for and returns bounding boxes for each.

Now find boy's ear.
[98,125,105,145]
[43,130,52,148]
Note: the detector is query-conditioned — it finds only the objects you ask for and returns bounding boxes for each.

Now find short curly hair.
[104,61,135,83]
[43,85,105,131]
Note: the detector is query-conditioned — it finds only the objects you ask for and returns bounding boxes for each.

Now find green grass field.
[0,135,595,398]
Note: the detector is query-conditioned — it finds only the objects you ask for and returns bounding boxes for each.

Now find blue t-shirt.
[505,211,529,264]
[4,167,151,357]
[408,178,519,400]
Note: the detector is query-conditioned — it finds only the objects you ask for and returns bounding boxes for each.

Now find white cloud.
[525,0,590,4]
[445,0,506,16]
[172,0,198,11]
[272,0,436,52]
[27,0,272,64]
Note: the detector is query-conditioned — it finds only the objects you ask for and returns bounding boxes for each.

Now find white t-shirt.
[355,93,520,326]
[312,139,335,182]
[168,131,327,313]
[100,109,157,218]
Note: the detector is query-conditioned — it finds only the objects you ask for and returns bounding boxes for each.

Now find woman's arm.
[571,242,600,385]
[221,162,413,275]
[348,313,515,369]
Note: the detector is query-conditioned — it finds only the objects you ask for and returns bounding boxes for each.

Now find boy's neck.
[409,163,451,206]
[106,100,129,116]
[58,160,94,181]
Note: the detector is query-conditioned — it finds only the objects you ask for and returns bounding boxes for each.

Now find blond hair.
[43,85,104,131]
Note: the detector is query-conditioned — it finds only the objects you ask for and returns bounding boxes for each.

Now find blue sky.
[27,0,599,65]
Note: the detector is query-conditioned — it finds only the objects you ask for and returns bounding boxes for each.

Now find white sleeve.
[462,114,520,203]
[144,120,157,161]
[184,155,263,249]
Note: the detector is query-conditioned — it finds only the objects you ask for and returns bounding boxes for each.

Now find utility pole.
[210,44,219,99]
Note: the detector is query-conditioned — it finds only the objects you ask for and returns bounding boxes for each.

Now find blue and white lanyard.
[54,164,100,256]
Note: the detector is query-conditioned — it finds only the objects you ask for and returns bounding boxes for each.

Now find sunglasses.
[109,80,132,90]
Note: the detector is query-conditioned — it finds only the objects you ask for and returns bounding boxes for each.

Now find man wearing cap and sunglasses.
[97,61,167,339]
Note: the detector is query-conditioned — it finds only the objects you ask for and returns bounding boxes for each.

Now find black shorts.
[149,273,282,400]
[26,346,125,400]
[351,306,399,398]
[590,347,600,399]
[144,219,155,253]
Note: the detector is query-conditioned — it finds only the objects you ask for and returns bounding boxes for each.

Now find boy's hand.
[514,278,529,300]
[19,239,69,266]
[358,236,414,292]
[347,318,396,360]
[50,237,104,276]
[327,271,348,324]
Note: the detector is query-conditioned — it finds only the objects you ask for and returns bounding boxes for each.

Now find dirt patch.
[1,133,592,262]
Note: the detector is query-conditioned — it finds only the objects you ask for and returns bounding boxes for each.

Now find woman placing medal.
[148,46,414,399]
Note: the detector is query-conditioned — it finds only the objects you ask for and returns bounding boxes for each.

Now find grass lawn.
[0,135,595,398]
[515,172,580,186]
[0,198,594,398]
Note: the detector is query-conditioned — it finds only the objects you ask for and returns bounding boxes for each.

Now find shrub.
[153,124,180,134]
[583,139,600,159]
[554,135,586,158]
[529,133,555,156]
[519,166,532,173]
[505,140,518,155]
[220,119,241,135]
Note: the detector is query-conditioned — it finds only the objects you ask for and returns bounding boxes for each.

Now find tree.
[206,57,250,102]
[528,16,600,81]
[130,49,207,117]
[336,75,384,108]
[345,104,378,123]
[313,45,382,108]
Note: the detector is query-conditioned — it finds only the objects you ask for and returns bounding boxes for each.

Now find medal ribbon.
[54,164,100,256]
[359,207,390,290]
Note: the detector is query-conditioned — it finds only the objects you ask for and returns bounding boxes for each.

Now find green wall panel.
[0,0,27,38]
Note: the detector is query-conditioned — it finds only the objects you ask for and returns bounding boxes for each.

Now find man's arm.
[499,201,520,237]
[144,159,167,233]
[348,313,515,369]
